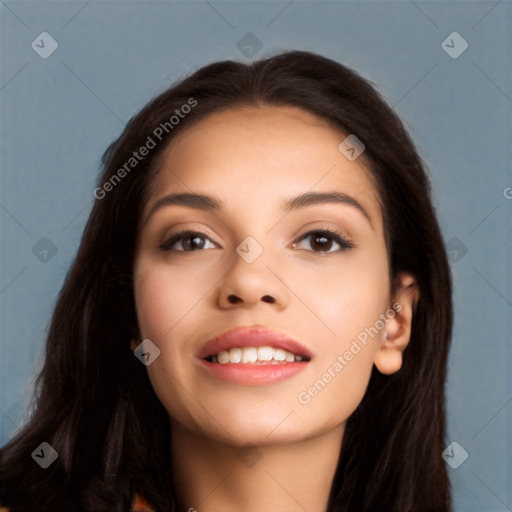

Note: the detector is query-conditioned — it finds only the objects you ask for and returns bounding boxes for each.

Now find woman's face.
[132,105,392,446]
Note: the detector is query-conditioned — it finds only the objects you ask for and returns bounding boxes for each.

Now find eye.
[158,228,353,253]
[159,230,217,252]
[292,229,354,253]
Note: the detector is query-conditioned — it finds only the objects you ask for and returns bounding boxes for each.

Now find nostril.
[227,294,275,304]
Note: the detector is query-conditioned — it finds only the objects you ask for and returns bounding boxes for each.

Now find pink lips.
[196,326,312,386]
[196,326,312,361]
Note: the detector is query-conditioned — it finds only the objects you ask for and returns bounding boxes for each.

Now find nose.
[217,247,289,310]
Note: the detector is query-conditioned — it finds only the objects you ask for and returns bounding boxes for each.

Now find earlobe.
[374,272,420,375]
[374,349,403,375]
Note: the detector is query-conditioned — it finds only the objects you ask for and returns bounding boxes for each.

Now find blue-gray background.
[1,1,511,510]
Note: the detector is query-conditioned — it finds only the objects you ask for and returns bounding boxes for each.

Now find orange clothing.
[132,489,157,511]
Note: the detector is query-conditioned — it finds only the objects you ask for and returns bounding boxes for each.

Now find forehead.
[145,105,381,223]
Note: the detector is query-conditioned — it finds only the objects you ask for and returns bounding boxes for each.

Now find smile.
[206,346,308,364]
[197,326,312,385]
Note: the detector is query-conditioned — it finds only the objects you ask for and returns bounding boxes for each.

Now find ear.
[374,272,419,375]
[130,338,140,352]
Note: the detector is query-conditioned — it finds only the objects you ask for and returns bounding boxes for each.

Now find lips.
[196,326,312,385]
[196,326,313,362]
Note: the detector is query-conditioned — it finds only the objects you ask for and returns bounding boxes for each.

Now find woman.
[0,50,453,511]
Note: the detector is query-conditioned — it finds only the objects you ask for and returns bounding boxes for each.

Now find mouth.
[196,326,312,385]
[205,347,309,364]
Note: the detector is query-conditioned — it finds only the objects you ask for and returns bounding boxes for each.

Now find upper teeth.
[211,346,304,364]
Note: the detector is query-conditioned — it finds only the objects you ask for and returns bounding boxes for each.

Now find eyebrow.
[143,191,372,228]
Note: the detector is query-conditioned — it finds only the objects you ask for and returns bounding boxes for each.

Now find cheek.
[292,250,388,420]
[134,262,205,341]
[294,249,389,338]
[135,274,174,340]
[133,263,207,427]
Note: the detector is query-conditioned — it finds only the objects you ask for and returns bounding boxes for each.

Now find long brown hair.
[0,50,452,511]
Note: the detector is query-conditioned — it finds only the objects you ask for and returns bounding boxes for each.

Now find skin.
[131,105,419,512]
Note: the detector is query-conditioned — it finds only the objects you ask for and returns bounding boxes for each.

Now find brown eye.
[293,230,353,253]
[159,230,216,252]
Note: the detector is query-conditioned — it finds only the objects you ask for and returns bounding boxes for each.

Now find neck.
[169,420,344,512]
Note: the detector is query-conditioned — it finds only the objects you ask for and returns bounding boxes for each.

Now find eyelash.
[158,228,354,253]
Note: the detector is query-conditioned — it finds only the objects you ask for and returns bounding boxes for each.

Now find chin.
[197,406,308,446]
